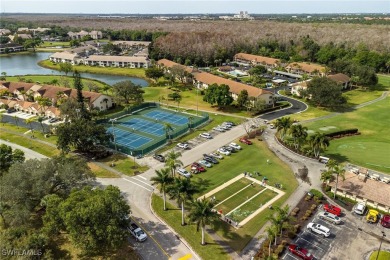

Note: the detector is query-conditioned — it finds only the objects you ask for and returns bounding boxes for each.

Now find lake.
[0,52,149,86]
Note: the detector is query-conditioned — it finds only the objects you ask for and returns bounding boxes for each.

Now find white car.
[177,168,191,178]
[217,148,231,156]
[199,132,212,139]
[318,211,341,225]
[307,223,330,237]
[198,160,212,168]
[177,143,189,149]
[353,202,366,215]
[210,152,223,159]
[229,142,241,150]
[213,126,225,132]
[220,124,231,130]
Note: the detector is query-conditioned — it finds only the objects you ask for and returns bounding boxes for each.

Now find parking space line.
[296,237,324,251]
[302,230,331,243]
[282,253,299,260]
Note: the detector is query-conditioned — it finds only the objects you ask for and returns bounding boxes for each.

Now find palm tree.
[275,205,291,238]
[150,168,174,211]
[167,178,198,226]
[320,169,334,190]
[188,197,218,245]
[265,224,278,257]
[165,150,183,177]
[289,124,308,150]
[333,164,346,199]
[275,117,292,141]
[164,123,174,141]
[101,85,111,94]
[266,214,283,245]
[25,118,35,138]
[308,132,330,158]
[37,116,45,133]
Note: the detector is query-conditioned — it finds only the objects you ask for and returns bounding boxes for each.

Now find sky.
[1,0,389,14]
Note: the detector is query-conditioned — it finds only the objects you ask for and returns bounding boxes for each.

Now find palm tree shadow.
[193,178,212,195]
[325,153,349,163]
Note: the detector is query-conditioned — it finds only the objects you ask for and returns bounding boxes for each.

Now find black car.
[153,154,165,162]
[203,156,219,164]
[7,108,16,113]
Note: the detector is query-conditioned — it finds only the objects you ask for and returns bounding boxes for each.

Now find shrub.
[311,204,317,210]
[275,245,285,255]
[288,230,297,239]
[305,196,312,201]
[281,240,287,246]
[310,189,323,200]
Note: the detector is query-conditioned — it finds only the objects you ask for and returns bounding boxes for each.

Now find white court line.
[226,189,267,216]
[122,178,153,192]
[214,184,253,207]
[296,237,324,251]
[132,176,154,188]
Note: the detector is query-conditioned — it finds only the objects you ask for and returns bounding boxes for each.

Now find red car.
[239,138,252,145]
[323,204,341,216]
[288,244,314,260]
[381,214,390,228]
[191,165,206,173]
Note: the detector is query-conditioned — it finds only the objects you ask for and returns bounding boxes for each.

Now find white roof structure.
[272,79,286,84]
[49,52,79,60]
[85,55,148,63]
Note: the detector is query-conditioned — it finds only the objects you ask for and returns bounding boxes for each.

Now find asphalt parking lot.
[282,205,356,260]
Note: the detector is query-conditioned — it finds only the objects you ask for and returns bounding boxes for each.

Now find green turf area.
[303,97,390,173]
[151,194,230,260]
[215,184,265,214]
[97,153,149,176]
[210,178,252,202]
[229,189,277,222]
[369,251,390,260]
[38,60,148,79]
[40,41,70,47]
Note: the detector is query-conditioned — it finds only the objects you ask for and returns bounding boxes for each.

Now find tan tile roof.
[286,62,326,73]
[157,59,194,73]
[193,72,272,98]
[234,53,281,66]
[85,55,148,63]
[329,172,390,207]
[327,73,350,84]
[113,41,151,47]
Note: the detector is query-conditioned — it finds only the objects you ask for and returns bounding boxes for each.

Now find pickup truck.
[128,223,147,242]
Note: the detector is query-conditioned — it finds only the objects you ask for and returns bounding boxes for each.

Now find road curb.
[149,191,202,260]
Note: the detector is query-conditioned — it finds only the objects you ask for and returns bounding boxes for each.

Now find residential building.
[68,30,103,40]
[0,43,24,54]
[156,59,194,74]
[84,55,149,68]
[290,80,311,96]
[233,53,281,68]
[49,52,80,65]
[112,41,151,49]
[286,62,327,76]
[0,29,11,36]
[0,81,114,113]
[327,73,351,89]
[68,45,98,56]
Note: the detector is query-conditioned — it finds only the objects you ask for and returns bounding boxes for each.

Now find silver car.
[318,211,341,225]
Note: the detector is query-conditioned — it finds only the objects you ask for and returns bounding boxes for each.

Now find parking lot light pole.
[376,231,386,260]
[109,119,117,151]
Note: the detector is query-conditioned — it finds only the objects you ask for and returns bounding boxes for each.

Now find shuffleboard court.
[144,110,188,126]
[119,118,165,136]
[108,127,152,149]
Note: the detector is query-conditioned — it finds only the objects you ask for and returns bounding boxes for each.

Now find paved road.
[0,139,48,159]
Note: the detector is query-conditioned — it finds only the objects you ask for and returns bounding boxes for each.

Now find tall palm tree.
[333,164,346,199]
[37,116,45,133]
[289,124,308,150]
[165,150,183,177]
[275,205,291,238]
[167,178,198,226]
[25,118,35,138]
[164,123,174,140]
[308,132,330,158]
[275,117,292,141]
[326,159,338,172]
[320,170,334,190]
[265,225,278,257]
[150,168,174,211]
[188,197,218,245]
[266,214,283,245]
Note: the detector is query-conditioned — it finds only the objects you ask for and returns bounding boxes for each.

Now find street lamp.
[196,87,199,115]
[130,151,136,169]
[109,118,117,151]
[376,231,386,260]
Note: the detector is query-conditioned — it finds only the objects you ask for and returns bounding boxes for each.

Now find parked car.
[153,154,165,162]
[307,222,330,237]
[323,204,341,216]
[217,148,231,155]
[224,121,236,126]
[288,244,314,260]
[213,126,225,132]
[366,209,379,223]
[218,124,231,130]
[353,202,367,215]
[380,214,390,228]
[7,108,16,113]
[318,211,341,225]
[210,152,223,159]
[191,165,206,173]
[239,138,252,145]
[198,160,212,168]
[223,146,236,152]
[221,123,232,129]
[199,132,212,139]
[177,168,191,178]
[177,142,189,150]
[49,118,58,123]
[229,142,242,150]
[203,155,219,164]
[128,223,147,242]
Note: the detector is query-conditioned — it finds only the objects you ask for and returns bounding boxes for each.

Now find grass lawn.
[369,251,390,260]
[303,97,390,173]
[230,189,277,222]
[0,123,58,145]
[6,75,107,89]
[211,178,252,202]
[151,194,230,260]
[40,41,70,47]
[97,153,149,176]
[87,162,119,178]
[216,184,265,214]
[38,60,147,79]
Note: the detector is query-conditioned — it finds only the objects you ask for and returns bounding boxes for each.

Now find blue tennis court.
[119,118,165,136]
[143,110,188,126]
[108,127,152,149]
